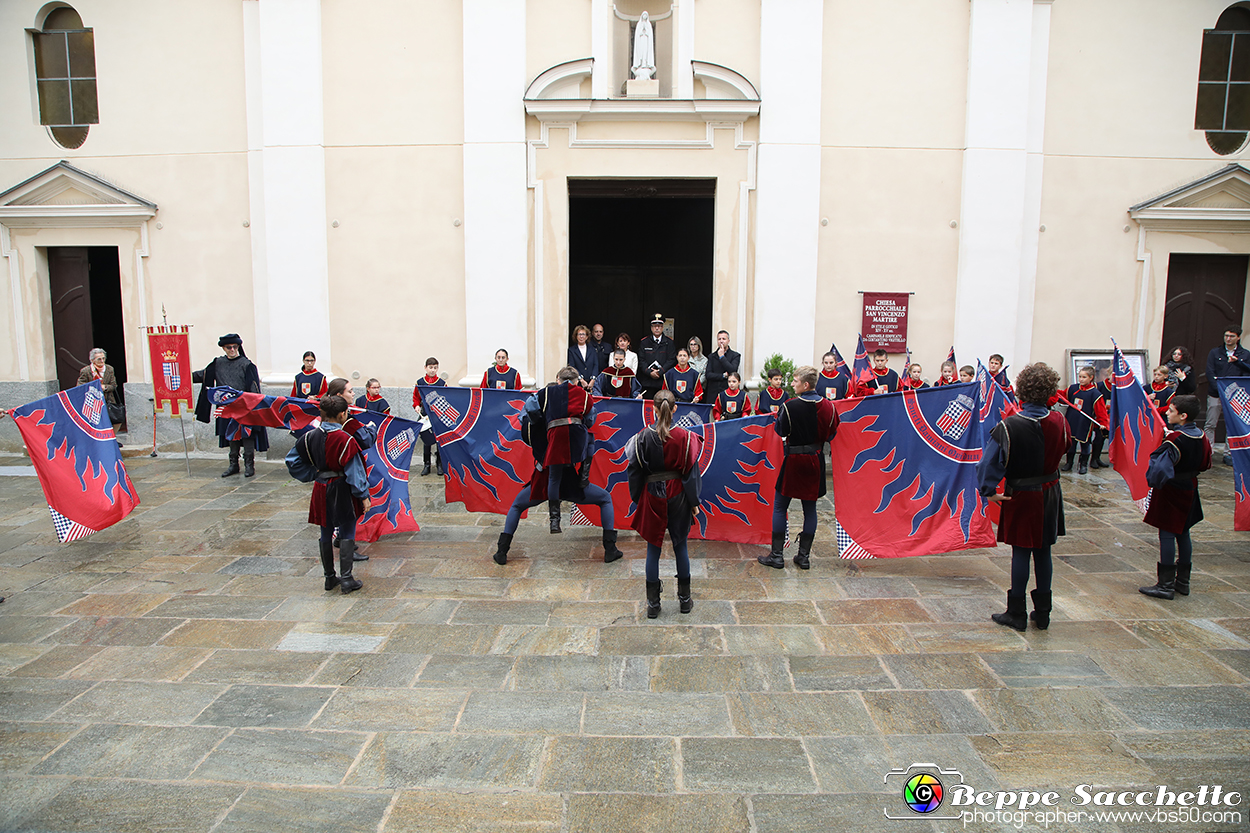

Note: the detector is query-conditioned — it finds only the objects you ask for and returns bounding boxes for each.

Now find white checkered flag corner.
[48,505,96,543]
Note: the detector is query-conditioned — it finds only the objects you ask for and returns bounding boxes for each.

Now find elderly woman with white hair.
[77,347,124,444]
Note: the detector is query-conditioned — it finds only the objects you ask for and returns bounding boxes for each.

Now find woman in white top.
[615,332,639,374]
[686,336,708,385]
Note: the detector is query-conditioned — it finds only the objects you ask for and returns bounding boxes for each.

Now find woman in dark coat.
[978,363,1071,631]
[193,333,269,477]
[567,325,600,387]
[627,390,703,618]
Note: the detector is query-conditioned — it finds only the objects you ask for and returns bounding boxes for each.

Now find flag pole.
[177,412,191,476]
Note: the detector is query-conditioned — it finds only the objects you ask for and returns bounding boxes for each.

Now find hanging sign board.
[861,292,910,353]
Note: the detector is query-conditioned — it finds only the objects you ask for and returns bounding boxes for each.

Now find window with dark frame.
[32,6,97,150]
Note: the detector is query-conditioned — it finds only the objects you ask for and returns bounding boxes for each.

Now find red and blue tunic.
[1144,381,1175,419]
[295,425,366,528]
[854,367,900,397]
[1062,383,1108,443]
[663,365,703,403]
[713,388,753,420]
[292,370,328,399]
[815,370,848,402]
[1143,426,1212,534]
[536,381,593,466]
[482,364,522,390]
[899,376,928,390]
[627,425,703,548]
[412,374,445,409]
[594,366,639,398]
[356,394,390,414]
[984,407,1071,547]
[757,386,789,417]
[775,392,838,500]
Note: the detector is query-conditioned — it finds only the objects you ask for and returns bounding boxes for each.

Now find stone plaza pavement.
[0,451,1248,833]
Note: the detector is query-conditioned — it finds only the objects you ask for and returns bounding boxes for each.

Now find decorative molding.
[1129,163,1250,231]
[0,161,157,227]
[691,61,760,100]
[524,57,595,101]
[524,96,760,123]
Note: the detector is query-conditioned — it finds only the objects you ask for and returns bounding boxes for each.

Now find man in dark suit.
[703,329,741,405]
[638,313,677,397]
[1204,324,1250,465]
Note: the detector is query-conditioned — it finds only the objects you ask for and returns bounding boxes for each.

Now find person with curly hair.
[1165,346,1196,395]
[977,362,1072,631]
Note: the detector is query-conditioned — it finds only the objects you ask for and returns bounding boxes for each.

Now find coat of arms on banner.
[82,385,105,425]
[1228,382,1250,422]
[162,350,182,391]
[936,395,973,440]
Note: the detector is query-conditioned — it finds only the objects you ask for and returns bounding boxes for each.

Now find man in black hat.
[194,334,269,477]
[638,314,677,398]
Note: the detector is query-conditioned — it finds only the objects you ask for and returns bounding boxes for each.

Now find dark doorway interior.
[48,246,127,412]
[1159,252,1247,440]
[568,179,715,361]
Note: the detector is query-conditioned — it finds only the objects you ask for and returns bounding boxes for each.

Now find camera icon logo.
[883,763,964,821]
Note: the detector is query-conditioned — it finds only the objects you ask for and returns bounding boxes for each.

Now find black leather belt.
[1006,471,1058,491]
[315,472,343,483]
[548,417,582,428]
[646,471,679,483]
[785,444,821,455]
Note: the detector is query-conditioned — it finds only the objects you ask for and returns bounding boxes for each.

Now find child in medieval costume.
[1139,395,1212,600]
[490,367,622,564]
[285,395,369,594]
[978,363,1071,631]
[758,365,838,571]
[712,372,754,420]
[663,348,703,403]
[355,378,390,414]
[627,390,703,618]
[757,368,789,416]
[1060,366,1108,475]
[593,349,641,398]
[816,352,849,401]
[413,357,446,477]
[292,351,328,399]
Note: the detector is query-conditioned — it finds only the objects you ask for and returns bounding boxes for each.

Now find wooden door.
[48,247,93,391]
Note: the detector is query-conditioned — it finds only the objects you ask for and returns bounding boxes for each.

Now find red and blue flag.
[209,387,419,542]
[830,382,996,558]
[1216,377,1250,531]
[11,381,139,542]
[1107,339,1166,511]
[851,334,874,392]
[829,342,849,376]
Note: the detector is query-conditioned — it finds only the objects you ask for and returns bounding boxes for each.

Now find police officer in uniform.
[638,314,677,398]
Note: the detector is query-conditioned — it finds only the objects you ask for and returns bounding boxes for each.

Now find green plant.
[759,352,797,396]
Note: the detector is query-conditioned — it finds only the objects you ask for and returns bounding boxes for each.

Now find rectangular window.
[33,29,97,126]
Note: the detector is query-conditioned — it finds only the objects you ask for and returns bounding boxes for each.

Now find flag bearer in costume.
[490,367,622,565]
[1139,395,1212,600]
[900,363,928,390]
[285,395,368,594]
[758,366,837,570]
[977,363,1071,631]
[481,349,522,390]
[816,352,848,402]
[988,354,1014,397]
[413,357,446,477]
[757,368,789,416]
[663,348,703,403]
[959,365,975,383]
[593,349,641,398]
[1143,366,1176,420]
[1059,366,1108,475]
[356,378,390,414]
[194,333,269,478]
[935,360,958,386]
[855,349,900,397]
[627,390,703,618]
[713,372,753,420]
[292,351,328,399]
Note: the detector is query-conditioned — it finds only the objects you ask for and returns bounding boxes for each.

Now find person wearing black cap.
[194,333,269,477]
[638,313,676,398]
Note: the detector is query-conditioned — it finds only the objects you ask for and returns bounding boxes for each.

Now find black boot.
[646,579,663,619]
[221,453,240,478]
[420,446,431,477]
[319,539,339,591]
[349,539,368,561]
[1029,589,1052,630]
[1175,561,1191,596]
[338,545,363,594]
[1090,433,1106,468]
[492,532,513,565]
[757,531,786,569]
[1060,447,1075,473]
[602,529,623,563]
[1139,563,1176,600]
[434,449,443,476]
[548,500,562,534]
[243,449,255,478]
[1078,453,1089,475]
[677,576,693,614]
[794,532,815,570]
[991,593,1027,631]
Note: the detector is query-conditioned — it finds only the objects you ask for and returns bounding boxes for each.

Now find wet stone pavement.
[0,452,1247,832]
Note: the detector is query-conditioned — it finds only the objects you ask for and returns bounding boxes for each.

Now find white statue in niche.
[631,11,656,81]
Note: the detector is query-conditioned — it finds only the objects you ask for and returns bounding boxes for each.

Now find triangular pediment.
[1130,164,1250,230]
[0,161,156,227]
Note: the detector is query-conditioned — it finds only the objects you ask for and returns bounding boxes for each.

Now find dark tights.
[772,492,817,535]
[646,539,689,583]
[1159,530,1192,567]
[1009,545,1052,595]
[320,523,352,545]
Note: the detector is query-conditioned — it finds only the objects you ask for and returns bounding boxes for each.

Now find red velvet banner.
[861,292,910,353]
[146,326,193,415]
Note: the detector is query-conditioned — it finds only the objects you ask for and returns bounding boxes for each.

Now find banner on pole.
[860,292,910,353]
[146,325,194,415]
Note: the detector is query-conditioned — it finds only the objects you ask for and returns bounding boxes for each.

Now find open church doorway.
[568,179,715,364]
[47,246,127,421]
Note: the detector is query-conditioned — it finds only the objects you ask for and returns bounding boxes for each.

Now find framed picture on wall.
[1064,349,1150,389]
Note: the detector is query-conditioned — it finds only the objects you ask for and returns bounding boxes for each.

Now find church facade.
[2,0,1249,410]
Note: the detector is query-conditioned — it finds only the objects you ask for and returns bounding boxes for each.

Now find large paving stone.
[0,721,81,772]
[511,655,650,691]
[415,655,515,688]
[861,690,994,735]
[310,652,426,687]
[6,779,245,833]
[382,791,563,833]
[728,692,877,737]
[194,728,370,785]
[1100,685,1250,730]
[64,645,211,681]
[979,651,1117,688]
[597,625,726,655]
[788,655,893,691]
[582,692,733,736]
[31,723,229,778]
[43,615,185,647]
[563,793,749,833]
[971,688,1134,732]
[456,691,584,733]
[50,680,224,725]
[194,684,335,728]
[680,737,816,792]
[881,653,1002,690]
[183,648,330,685]
[540,736,677,792]
[314,687,466,731]
[649,655,792,692]
[215,786,393,833]
[346,732,545,789]
[969,731,1147,788]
